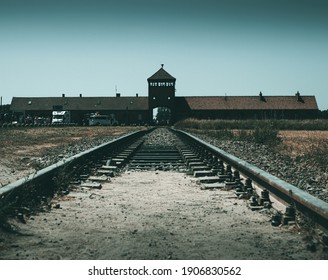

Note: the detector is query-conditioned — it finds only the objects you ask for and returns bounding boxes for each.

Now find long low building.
[10,65,319,124]
[174,94,318,120]
[11,95,149,125]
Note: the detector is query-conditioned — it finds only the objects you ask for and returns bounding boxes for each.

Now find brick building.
[10,65,319,124]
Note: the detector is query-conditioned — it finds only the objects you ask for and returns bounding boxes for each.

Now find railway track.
[1,127,328,234]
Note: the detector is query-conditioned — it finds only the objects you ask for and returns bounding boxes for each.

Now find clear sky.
[1,0,327,110]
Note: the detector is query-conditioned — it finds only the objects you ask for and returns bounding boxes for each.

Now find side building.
[10,94,149,125]
[175,93,319,120]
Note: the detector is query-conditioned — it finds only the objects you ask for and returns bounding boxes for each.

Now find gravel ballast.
[1,171,327,260]
[1,127,328,260]
[187,132,328,203]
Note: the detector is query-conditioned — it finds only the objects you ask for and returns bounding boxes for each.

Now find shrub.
[250,122,281,145]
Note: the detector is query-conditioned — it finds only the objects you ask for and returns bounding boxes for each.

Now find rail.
[175,129,328,229]
[2,127,328,230]
[0,129,148,207]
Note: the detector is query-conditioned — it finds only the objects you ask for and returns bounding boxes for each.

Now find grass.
[174,118,328,131]
[0,126,143,230]
[280,131,328,168]
[1,123,327,231]
[0,126,141,168]
[175,119,281,145]
[174,118,328,171]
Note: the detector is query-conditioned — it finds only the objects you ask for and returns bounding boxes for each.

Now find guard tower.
[147,64,176,124]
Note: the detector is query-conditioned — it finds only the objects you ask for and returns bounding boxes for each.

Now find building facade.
[10,65,319,125]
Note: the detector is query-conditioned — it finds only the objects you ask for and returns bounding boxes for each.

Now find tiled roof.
[10,95,318,112]
[183,95,318,110]
[147,66,176,81]
[11,96,149,111]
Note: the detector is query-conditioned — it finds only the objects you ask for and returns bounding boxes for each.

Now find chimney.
[259,91,266,102]
[62,94,65,98]
[296,91,304,103]
[116,93,121,97]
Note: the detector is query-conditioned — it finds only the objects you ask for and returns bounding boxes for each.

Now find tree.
[156,107,171,124]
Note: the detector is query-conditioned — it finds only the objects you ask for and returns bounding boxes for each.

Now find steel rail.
[175,129,328,229]
[2,126,327,229]
[0,129,148,202]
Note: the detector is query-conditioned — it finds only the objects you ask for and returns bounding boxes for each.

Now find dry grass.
[1,124,327,171]
[175,119,328,171]
[279,131,328,167]
[175,118,328,131]
[0,126,140,158]
[279,131,328,156]
[0,126,143,229]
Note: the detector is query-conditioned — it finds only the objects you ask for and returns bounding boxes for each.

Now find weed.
[174,118,328,131]
[251,122,281,146]
[176,120,281,146]
[302,141,328,169]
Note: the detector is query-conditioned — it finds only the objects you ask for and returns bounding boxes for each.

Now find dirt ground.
[0,126,139,186]
[1,127,328,260]
[1,128,327,187]
[1,171,327,260]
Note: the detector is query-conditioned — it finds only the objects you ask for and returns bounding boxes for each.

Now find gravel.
[121,128,328,204]
[32,136,119,170]
[2,127,328,260]
[189,133,328,203]
[2,171,327,260]
[143,128,181,146]
[13,127,328,204]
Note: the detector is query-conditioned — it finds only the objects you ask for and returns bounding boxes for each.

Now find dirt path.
[1,171,326,260]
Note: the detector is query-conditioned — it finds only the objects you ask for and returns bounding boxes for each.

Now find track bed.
[1,171,326,260]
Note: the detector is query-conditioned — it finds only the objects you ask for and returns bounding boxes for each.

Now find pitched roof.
[10,95,319,112]
[11,96,149,111]
[183,95,318,110]
[147,66,176,81]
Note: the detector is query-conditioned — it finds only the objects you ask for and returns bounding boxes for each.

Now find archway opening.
[152,107,171,125]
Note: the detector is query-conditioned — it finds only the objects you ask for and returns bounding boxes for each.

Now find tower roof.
[147,65,176,81]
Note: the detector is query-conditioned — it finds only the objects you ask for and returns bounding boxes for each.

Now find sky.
[1,0,328,110]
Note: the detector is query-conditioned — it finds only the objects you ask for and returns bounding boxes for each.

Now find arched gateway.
[147,64,176,124]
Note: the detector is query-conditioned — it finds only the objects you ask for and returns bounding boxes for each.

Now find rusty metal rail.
[0,129,148,209]
[2,127,328,231]
[175,129,328,229]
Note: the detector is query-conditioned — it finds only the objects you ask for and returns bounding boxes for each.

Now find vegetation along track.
[1,127,328,259]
